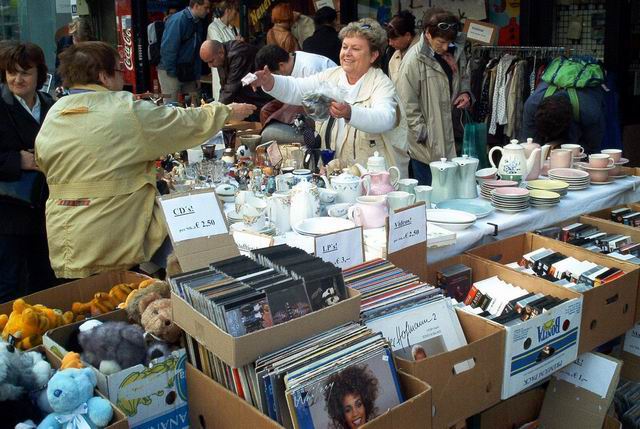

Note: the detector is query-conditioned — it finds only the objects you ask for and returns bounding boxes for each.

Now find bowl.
[239,134,262,151]
[476,167,498,179]
[576,163,613,182]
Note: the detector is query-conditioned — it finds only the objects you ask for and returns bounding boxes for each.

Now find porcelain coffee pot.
[289,178,320,228]
[429,158,459,204]
[520,138,550,180]
[366,151,400,179]
[362,170,398,196]
[489,139,539,181]
[452,154,479,199]
[328,172,364,204]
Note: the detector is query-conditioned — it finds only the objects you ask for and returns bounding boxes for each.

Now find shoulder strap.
[567,88,580,121]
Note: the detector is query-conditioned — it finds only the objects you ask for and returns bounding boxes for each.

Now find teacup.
[475,167,497,180]
[235,190,266,214]
[319,187,338,204]
[414,185,432,207]
[549,149,572,169]
[588,154,614,168]
[561,144,584,158]
[601,149,622,163]
[241,205,267,231]
[397,178,418,194]
[239,134,262,151]
[347,195,388,229]
[327,203,351,219]
[387,191,416,212]
[292,169,313,185]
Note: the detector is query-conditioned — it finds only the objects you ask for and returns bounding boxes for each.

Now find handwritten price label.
[159,190,228,242]
[554,352,619,398]
[315,227,364,269]
[387,205,427,254]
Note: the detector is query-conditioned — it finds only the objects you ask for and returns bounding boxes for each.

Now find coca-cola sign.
[123,28,134,71]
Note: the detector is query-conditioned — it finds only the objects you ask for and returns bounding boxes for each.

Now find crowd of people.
[0,0,606,300]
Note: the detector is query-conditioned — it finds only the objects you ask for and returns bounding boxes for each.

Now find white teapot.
[289,178,320,228]
[328,172,364,204]
[489,139,540,181]
[366,151,400,180]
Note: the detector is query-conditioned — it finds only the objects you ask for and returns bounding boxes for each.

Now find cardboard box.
[587,203,640,226]
[467,233,639,353]
[187,364,433,429]
[172,287,362,368]
[394,255,506,428]
[621,322,640,381]
[463,19,499,45]
[0,270,150,316]
[38,346,130,429]
[43,310,189,429]
[471,386,622,429]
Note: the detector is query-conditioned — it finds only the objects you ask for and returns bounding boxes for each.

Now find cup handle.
[488,146,501,169]
[388,166,400,186]
[348,206,362,226]
[579,147,585,155]
[607,158,615,167]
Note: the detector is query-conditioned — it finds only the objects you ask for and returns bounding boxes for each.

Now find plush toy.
[0,338,52,401]
[140,297,182,344]
[1,300,74,350]
[60,352,83,370]
[125,281,171,325]
[72,280,154,318]
[78,320,146,375]
[37,367,113,429]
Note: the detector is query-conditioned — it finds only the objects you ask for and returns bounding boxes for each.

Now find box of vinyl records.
[187,363,433,429]
[467,232,639,353]
[43,310,189,429]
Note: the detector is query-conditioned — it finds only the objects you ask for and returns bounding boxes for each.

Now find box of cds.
[170,246,362,368]
[187,362,433,429]
[467,232,638,353]
[43,310,189,429]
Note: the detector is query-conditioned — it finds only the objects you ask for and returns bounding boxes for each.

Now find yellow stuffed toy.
[61,351,83,369]
[72,281,148,318]
[0,299,65,350]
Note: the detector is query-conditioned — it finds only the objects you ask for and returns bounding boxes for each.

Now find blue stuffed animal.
[37,367,113,429]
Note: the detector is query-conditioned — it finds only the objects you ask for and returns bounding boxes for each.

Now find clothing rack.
[471,46,569,54]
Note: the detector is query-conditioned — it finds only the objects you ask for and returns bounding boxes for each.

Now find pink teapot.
[362,170,398,196]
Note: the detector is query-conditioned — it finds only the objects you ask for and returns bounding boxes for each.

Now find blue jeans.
[409,158,433,186]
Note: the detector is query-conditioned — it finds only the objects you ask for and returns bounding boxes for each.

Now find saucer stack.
[230,221,277,235]
[225,210,244,225]
[611,157,630,179]
[490,187,530,213]
[526,179,570,197]
[292,217,356,237]
[529,189,561,209]
[548,168,590,190]
[480,179,519,200]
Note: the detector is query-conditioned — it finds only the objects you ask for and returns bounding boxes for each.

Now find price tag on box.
[387,204,427,254]
[159,190,228,242]
[315,227,364,269]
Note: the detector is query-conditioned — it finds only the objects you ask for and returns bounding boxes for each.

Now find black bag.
[176,62,196,82]
[0,99,47,208]
[148,21,165,66]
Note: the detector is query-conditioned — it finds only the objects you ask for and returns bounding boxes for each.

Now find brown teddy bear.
[125,281,181,344]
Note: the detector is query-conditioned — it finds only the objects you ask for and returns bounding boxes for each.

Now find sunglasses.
[435,22,458,31]
[360,24,372,30]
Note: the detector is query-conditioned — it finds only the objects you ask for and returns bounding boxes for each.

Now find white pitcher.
[268,191,291,234]
[289,179,320,229]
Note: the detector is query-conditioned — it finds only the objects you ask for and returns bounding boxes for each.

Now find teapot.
[429,158,459,204]
[366,151,400,179]
[362,170,398,196]
[489,139,540,181]
[520,138,551,181]
[289,179,320,228]
[327,172,364,204]
[452,154,478,199]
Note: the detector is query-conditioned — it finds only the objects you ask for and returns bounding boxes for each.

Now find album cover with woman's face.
[291,348,403,429]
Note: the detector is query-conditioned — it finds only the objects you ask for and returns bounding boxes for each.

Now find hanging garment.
[489,54,516,135]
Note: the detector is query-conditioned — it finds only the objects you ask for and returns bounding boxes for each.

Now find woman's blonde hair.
[338,18,387,67]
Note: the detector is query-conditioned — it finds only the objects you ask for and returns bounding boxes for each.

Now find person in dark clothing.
[0,42,57,301]
[521,82,606,154]
[200,39,271,120]
[302,6,341,65]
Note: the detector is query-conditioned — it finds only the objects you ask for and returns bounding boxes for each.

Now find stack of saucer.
[527,179,570,197]
[529,189,561,209]
[611,157,630,179]
[490,187,530,213]
[480,179,519,200]
[230,221,277,235]
[548,168,590,190]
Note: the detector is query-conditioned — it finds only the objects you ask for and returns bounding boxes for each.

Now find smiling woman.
[324,364,380,429]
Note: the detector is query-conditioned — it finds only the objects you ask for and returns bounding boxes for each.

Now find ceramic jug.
[289,179,320,228]
[429,158,459,204]
[452,155,479,199]
[489,139,539,181]
[329,172,364,204]
[520,138,548,181]
[366,151,400,179]
[362,170,398,196]
[268,191,291,233]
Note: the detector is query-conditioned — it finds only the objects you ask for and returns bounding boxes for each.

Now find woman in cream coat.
[253,18,409,177]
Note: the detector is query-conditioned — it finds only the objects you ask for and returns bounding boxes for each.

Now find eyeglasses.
[435,22,458,31]
[360,24,372,30]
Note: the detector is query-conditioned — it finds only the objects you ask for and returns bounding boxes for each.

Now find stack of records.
[490,187,530,213]
[526,179,570,197]
[548,168,590,190]
[480,179,519,200]
[529,189,561,209]
[170,245,346,337]
[254,323,404,428]
[343,259,469,363]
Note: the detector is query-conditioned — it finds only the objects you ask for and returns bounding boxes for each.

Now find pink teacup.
[588,154,614,168]
[601,149,622,163]
[549,149,572,169]
[347,195,388,229]
[561,144,584,158]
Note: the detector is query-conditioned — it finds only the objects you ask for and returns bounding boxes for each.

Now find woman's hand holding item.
[227,103,257,121]
[251,66,275,92]
[453,92,471,109]
[329,101,352,121]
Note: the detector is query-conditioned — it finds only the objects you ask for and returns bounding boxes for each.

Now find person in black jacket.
[0,41,57,301]
[302,7,341,65]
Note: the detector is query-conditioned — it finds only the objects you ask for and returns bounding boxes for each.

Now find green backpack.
[541,57,605,120]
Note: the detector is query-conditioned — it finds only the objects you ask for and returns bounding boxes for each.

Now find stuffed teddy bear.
[125,280,181,344]
[78,320,146,375]
[1,300,73,350]
[36,367,113,429]
[0,338,52,402]
[124,280,170,323]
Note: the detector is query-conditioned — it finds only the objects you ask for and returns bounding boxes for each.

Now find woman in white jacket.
[252,18,409,177]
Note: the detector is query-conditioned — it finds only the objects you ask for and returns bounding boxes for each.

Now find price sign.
[554,352,619,398]
[233,231,274,253]
[315,227,364,269]
[159,190,228,243]
[387,204,427,254]
[624,322,640,357]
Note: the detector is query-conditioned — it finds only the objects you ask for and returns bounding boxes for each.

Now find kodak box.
[467,232,639,353]
[0,270,150,316]
[187,364,433,429]
[43,310,189,429]
[171,287,361,368]
[394,254,506,428]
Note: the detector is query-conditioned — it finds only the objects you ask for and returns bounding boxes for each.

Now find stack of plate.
[480,179,519,200]
[225,210,243,224]
[527,179,570,197]
[529,189,561,209]
[548,168,590,190]
[490,187,530,213]
[611,157,630,179]
[292,217,356,237]
[426,209,476,231]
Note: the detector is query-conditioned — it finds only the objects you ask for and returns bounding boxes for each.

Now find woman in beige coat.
[395,9,471,185]
[386,10,420,85]
[253,18,409,177]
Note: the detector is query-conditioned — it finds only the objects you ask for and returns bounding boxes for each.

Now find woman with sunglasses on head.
[395,8,471,186]
[386,10,419,85]
[252,18,409,178]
